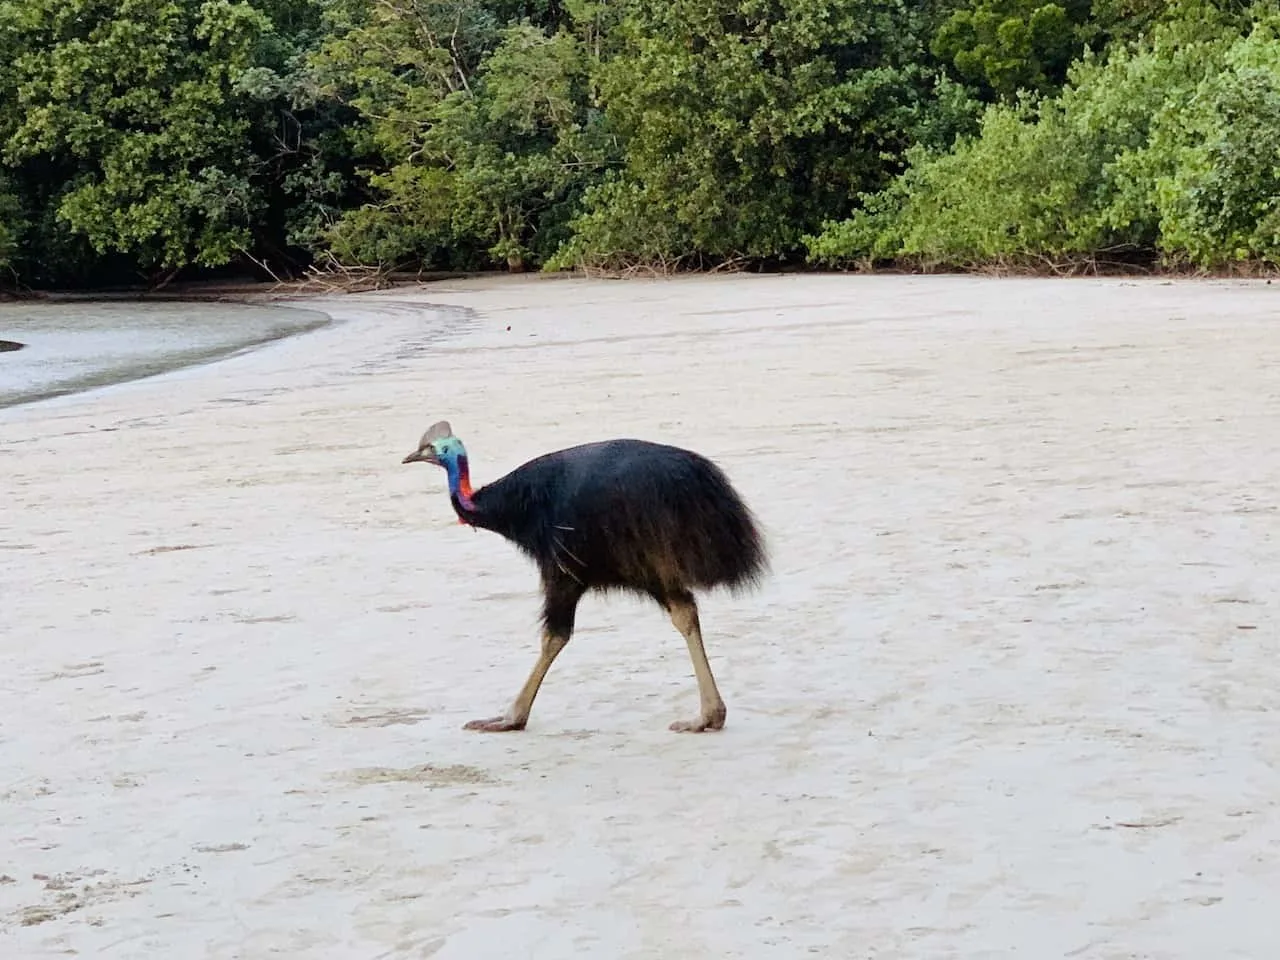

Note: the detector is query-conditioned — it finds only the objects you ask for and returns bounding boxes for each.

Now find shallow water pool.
[0,299,330,409]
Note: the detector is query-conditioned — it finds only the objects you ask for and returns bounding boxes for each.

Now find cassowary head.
[402,420,466,469]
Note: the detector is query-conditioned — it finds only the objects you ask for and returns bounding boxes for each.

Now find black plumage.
[465,439,766,596]
[403,421,767,733]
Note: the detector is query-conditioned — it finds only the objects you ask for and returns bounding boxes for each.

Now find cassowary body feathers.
[464,438,766,600]
[403,420,767,733]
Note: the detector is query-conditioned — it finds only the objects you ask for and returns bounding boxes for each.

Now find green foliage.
[1148,21,1280,264]
[0,0,1276,287]
[0,175,24,276]
[930,0,1251,103]
[233,0,361,271]
[1,0,279,276]
[549,0,979,271]
[311,4,609,270]
[1090,0,1182,43]
[807,5,1280,270]
[932,0,1092,100]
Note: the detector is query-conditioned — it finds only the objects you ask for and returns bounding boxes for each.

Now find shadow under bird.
[402,421,768,733]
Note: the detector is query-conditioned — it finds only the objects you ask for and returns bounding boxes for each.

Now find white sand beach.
[2,274,1278,959]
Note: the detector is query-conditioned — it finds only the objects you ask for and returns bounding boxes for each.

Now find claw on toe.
[669,716,725,733]
[463,715,527,732]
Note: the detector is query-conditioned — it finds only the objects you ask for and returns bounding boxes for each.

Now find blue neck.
[444,453,475,511]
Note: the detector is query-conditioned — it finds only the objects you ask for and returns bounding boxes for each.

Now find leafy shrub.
[0,175,23,276]
[931,0,1093,100]
[1149,22,1280,265]
[1,0,278,276]
[311,4,610,272]
[548,0,979,271]
[806,6,1274,270]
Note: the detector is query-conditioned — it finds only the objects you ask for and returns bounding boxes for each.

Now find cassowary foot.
[463,715,527,732]
[669,704,727,733]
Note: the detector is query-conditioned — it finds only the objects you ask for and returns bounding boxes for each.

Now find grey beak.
[403,447,439,465]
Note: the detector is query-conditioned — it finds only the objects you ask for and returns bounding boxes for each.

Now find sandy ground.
[2,274,1279,959]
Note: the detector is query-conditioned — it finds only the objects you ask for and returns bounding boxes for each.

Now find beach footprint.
[40,660,105,682]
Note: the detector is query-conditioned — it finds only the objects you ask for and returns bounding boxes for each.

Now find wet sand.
[0,300,329,409]
[1,274,1278,958]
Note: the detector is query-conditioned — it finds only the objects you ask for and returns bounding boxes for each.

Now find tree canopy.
[0,0,1277,287]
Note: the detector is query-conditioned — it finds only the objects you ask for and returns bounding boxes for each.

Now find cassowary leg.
[666,592,727,733]
[461,631,568,732]
[463,580,582,733]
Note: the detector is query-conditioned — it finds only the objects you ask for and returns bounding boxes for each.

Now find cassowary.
[402,421,767,733]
